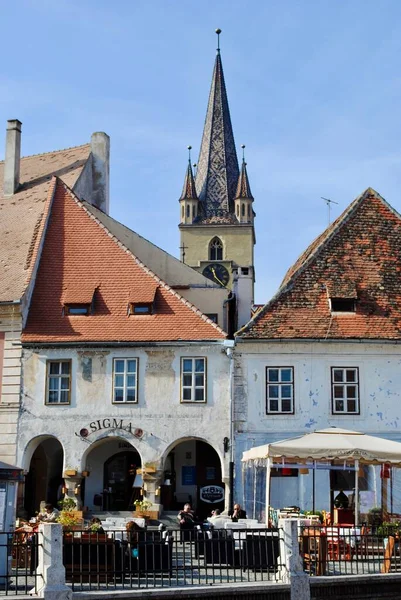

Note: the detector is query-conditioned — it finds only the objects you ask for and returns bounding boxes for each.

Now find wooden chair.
[326,527,353,561]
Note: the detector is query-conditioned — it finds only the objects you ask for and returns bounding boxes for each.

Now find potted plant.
[57,510,82,533]
[134,499,152,518]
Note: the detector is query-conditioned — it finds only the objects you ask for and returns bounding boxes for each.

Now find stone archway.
[162,438,225,519]
[23,436,64,518]
[82,436,142,511]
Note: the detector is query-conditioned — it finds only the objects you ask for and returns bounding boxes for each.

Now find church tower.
[178,30,255,328]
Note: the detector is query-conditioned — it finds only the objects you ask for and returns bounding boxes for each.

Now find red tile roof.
[22,179,226,343]
[239,188,401,340]
[0,144,90,302]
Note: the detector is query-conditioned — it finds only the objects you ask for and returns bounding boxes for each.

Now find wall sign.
[75,419,143,439]
[182,466,196,486]
[200,485,224,504]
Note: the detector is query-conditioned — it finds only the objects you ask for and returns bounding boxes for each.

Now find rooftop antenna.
[241,144,246,162]
[321,197,338,226]
[216,28,222,53]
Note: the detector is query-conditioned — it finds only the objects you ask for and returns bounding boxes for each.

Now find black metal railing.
[63,527,284,591]
[0,530,43,595]
[300,524,401,576]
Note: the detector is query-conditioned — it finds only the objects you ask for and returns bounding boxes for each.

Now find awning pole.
[253,463,257,519]
[355,459,359,526]
[265,457,271,525]
[313,461,316,513]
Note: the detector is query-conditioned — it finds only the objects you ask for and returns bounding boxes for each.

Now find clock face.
[202,263,230,287]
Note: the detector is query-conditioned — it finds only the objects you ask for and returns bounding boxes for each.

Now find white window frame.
[46,360,71,405]
[112,358,138,404]
[331,367,359,414]
[181,357,207,403]
[266,367,294,414]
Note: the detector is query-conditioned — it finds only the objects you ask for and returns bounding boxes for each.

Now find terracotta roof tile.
[22,179,226,343]
[0,144,91,302]
[239,188,401,340]
[129,283,158,304]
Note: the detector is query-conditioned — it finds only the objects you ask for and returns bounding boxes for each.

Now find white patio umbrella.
[242,428,401,525]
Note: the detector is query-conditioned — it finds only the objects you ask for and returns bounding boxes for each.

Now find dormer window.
[65,304,91,316]
[63,286,96,316]
[128,284,158,316]
[130,303,153,315]
[330,298,356,313]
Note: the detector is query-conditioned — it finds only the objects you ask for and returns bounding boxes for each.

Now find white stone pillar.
[281,519,310,600]
[35,523,71,600]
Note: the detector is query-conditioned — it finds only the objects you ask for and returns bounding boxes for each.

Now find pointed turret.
[195,36,239,219]
[179,147,199,225]
[234,147,254,223]
[180,160,198,201]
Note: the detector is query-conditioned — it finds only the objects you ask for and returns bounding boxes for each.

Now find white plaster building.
[234,189,401,518]
[18,178,232,519]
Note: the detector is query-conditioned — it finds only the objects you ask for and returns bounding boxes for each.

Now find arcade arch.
[161,438,225,519]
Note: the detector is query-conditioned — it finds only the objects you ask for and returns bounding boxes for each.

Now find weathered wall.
[19,343,232,509]
[0,305,23,463]
[234,340,401,511]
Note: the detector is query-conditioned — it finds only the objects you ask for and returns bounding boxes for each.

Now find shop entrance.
[103,451,140,511]
[24,437,64,518]
[162,439,224,520]
[83,438,141,511]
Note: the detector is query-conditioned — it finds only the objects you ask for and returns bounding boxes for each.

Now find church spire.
[195,29,239,218]
[235,146,254,200]
[180,146,198,200]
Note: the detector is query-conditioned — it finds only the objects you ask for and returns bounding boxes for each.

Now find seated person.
[86,517,104,534]
[207,508,229,529]
[126,520,144,548]
[229,503,247,522]
[37,503,60,523]
[178,503,195,529]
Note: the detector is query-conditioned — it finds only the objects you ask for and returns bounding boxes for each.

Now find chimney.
[90,132,110,214]
[4,119,22,196]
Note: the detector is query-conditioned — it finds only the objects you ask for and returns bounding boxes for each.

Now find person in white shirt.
[38,503,59,523]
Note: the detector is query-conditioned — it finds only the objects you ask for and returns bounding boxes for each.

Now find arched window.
[186,204,190,218]
[209,237,223,261]
[236,204,239,217]
[247,204,251,217]
[242,203,245,217]
[182,206,184,219]
[192,204,196,218]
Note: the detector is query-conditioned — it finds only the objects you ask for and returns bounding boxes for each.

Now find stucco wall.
[19,343,232,509]
[0,305,23,463]
[234,340,401,512]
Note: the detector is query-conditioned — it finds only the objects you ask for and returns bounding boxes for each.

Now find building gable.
[239,188,401,340]
[22,179,226,343]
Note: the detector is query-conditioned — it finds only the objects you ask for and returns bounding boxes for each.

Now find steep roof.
[195,50,240,219]
[22,179,226,343]
[238,188,401,340]
[180,160,198,200]
[82,201,223,288]
[0,144,91,302]
[235,159,254,200]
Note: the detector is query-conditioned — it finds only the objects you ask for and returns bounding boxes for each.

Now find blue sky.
[2,0,401,303]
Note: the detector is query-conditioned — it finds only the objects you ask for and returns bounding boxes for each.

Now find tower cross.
[179,242,188,263]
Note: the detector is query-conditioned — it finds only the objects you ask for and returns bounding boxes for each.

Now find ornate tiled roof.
[195,50,239,216]
[238,188,401,340]
[180,160,198,200]
[235,159,254,200]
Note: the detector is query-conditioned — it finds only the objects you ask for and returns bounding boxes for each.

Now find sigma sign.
[75,419,143,439]
[200,485,224,504]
